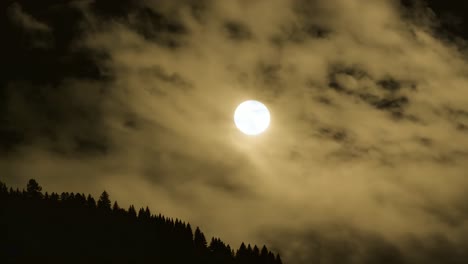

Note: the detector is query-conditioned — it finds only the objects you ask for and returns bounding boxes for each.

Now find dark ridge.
[0,179,283,263]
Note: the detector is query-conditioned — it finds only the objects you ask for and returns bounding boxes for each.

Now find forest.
[0,179,283,263]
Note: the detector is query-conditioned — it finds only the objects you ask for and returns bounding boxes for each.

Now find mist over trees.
[0,179,283,263]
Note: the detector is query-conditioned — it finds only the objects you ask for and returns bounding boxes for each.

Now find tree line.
[0,179,283,264]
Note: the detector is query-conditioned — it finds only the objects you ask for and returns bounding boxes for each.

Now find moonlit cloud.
[2,1,468,263]
[7,2,53,48]
[8,3,51,32]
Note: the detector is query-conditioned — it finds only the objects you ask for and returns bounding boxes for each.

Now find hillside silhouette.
[0,179,283,263]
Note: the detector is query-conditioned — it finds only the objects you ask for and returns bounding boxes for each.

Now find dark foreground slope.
[0,179,283,264]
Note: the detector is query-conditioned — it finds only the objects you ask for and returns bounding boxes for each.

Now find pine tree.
[97,191,111,210]
[26,179,43,198]
[237,242,249,262]
[112,201,120,212]
[128,205,137,218]
[194,227,207,249]
[50,193,59,202]
[0,180,7,194]
[185,223,193,241]
[260,245,269,263]
[61,192,69,202]
[86,194,96,208]
[76,193,86,206]
[144,206,151,218]
[252,245,261,263]
[267,252,276,263]
[275,253,283,264]
[138,207,151,220]
[253,245,260,257]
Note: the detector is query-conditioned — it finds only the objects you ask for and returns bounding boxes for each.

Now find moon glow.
[234,100,271,135]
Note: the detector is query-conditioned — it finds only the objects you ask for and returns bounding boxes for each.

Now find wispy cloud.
[8,3,51,32]
[7,2,53,48]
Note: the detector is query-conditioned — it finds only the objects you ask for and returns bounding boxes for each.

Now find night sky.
[2,1,468,263]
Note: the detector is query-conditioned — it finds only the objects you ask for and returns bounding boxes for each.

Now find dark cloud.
[0,1,113,158]
[1,80,112,158]
[416,136,432,146]
[224,21,252,41]
[377,78,403,92]
[265,227,468,264]
[130,7,188,48]
[318,127,350,143]
[327,65,413,118]
[271,24,330,47]
[6,2,53,48]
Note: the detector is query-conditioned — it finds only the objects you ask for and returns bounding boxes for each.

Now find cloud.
[8,3,51,32]
[7,2,53,48]
[2,0,468,263]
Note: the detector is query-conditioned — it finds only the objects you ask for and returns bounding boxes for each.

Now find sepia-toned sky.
[2,0,468,263]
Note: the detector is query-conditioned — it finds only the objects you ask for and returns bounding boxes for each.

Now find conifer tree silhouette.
[275,253,283,264]
[97,191,111,210]
[128,205,137,218]
[191,226,208,263]
[26,179,42,198]
[112,201,120,212]
[144,206,151,218]
[0,181,7,194]
[138,207,146,219]
[0,179,284,264]
[61,192,69,201]
[86,194,96,208]
[237,242,249,263]
[267,252,276,263]
[261,245,269,263]
[50,192,59,202]
[194,227,207,249]
[253,245,260,257]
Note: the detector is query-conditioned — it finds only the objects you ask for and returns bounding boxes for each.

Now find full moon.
[234,100,271,135]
